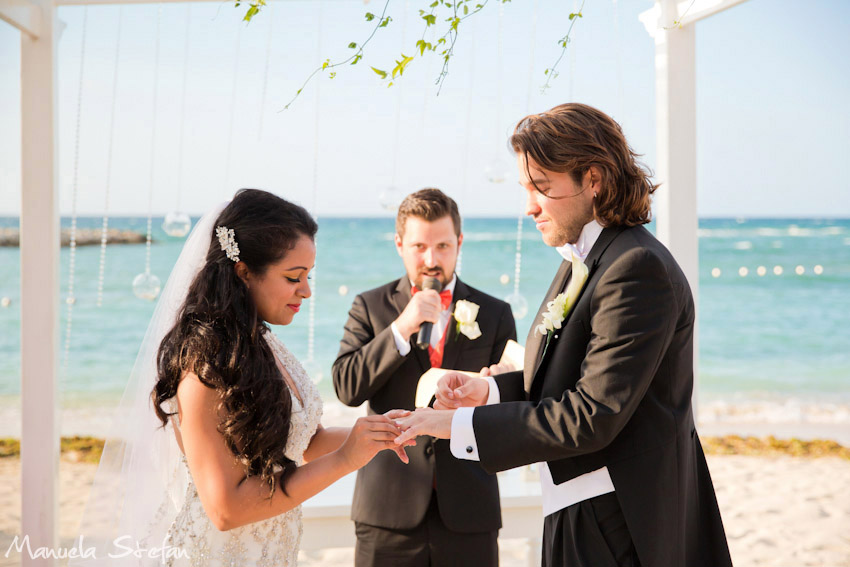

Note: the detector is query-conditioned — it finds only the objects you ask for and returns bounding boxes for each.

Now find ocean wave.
[700,398,850,425]
[698,226,845,239]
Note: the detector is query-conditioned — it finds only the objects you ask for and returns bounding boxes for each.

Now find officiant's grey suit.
[333,275,515,567]
[476,225,733,567]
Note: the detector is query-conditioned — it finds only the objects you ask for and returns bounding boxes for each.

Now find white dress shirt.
[449,219,615,516]
[391,275,457,355]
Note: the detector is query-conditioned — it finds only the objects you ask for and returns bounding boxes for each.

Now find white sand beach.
[2,407,849,567]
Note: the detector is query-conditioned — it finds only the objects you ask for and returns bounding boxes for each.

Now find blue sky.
[0,0,848,217]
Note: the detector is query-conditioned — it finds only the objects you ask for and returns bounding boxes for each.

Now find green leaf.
[329,71,336,79]
[321,59,330,70]
[391,54,414,78]
[351,54,362,65]
[430,0,439,6]
[463,4,468,14]
[348,42,357,49]
[365,12,375,21]
[416,39,427,56]
[379,16,392,28]
[422,14,436,25]
[371,67,388,79]
[243,5,258,22]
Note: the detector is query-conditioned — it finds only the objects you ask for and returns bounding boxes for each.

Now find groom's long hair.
[510,103,658,227]
[152,188,318,498]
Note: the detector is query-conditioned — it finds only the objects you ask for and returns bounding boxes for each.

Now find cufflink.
[466,446,473,454]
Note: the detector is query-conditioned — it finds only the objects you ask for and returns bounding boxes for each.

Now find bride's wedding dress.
[158,333,323,567]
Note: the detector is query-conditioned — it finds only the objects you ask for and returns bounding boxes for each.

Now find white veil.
[72,202,228,566]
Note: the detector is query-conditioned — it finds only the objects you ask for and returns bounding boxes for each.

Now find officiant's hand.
[393,408,454,445]
[434,372,489,409]
[394,290,443,341]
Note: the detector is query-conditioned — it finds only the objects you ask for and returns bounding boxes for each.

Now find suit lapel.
[392,276,431,372]
[523,259,572,393]
[524,226,627,394]
[439,278,471,371]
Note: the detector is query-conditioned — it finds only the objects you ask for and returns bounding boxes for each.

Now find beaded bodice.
[163,332,323,566]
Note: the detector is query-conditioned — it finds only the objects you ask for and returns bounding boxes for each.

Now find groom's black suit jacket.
[476,225,732,567]
[333,276,516,532]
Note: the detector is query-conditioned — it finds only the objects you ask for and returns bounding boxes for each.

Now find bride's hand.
[337,411,414,471]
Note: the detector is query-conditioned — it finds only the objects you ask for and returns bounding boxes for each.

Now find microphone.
[416,276,442,350]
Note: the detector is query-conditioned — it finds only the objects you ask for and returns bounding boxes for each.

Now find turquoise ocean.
[1,216,848,436]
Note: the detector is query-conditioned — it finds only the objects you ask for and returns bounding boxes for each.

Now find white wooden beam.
[20,0,60,564]
[0,0,42,39]
[648,0,700,417]
[640,0,750,36]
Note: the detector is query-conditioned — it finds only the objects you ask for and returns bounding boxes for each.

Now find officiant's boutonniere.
[453,299,482,340]
[535,253,589,350]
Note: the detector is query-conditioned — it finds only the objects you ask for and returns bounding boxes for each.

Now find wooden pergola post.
[2,0,63,564]
[640,0,750,420]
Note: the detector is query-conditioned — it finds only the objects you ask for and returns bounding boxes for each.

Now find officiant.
[332,188,516,567]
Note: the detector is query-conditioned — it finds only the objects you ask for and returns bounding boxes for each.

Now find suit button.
[465,446,474,454]
[425,445,434,456]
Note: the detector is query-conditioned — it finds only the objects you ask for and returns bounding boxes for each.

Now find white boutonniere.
[535,253,589,348]
[453,299,482,340]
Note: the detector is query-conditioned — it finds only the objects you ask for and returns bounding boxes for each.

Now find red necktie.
[411,285,453,368]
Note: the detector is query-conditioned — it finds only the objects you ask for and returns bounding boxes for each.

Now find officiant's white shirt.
[450,219,615,517]
[391,275,457,355]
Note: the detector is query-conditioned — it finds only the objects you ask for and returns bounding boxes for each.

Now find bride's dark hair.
[152,188,318,497]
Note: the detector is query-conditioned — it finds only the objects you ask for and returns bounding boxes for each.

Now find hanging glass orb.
[133,272,162,301]
[378,186,403,212]
[162,211,192,238]
[484,157,512,184]
[504,291,529,320]
[0,297,11,308]
[338,285,349,296]
[499,274,510,285]
[302,358,324,385]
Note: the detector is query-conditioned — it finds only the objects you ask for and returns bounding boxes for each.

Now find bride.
[73,189,411,566]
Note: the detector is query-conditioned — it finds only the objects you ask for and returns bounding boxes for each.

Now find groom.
[396,104,733,567]
[333,188,516,566]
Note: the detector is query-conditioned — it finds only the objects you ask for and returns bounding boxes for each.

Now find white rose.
[453,299,480,324]
[459,321,482,340]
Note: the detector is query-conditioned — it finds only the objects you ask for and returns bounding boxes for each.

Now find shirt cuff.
[450,407,480,461]
[390,322,412,356]
[485,377,500,405]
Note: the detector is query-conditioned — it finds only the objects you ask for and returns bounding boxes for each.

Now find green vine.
[237,0,586,107]
[541,0,584,94]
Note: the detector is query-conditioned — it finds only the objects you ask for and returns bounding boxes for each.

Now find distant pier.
[0,228,149,247]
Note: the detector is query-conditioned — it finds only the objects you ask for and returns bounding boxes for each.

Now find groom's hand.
[434,372,489,409]
[394,290,442,341]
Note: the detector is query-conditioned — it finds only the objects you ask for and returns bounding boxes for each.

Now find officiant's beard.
[414,266,453,289]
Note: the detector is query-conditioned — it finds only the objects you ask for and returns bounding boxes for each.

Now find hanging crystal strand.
[63,6,88,376]
[379,0,409,214]
[484,2,510,184]
[304,2,323,385]
[96,5,124,308]
[163,4,193,238]
[613,0,624,120]
[504,0,538,322]
[257,3,274,140]
[456,12,478,277]
[569,0,578,101]
[222,21,243,198]
[134,4,163,301]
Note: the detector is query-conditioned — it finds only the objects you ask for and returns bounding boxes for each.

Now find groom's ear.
[587,166,602,192]
[394,233,404,256]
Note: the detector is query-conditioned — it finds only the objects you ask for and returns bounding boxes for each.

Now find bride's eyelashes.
[285,274,313,283]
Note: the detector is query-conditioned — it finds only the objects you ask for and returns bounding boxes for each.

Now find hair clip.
[215,226,240,263]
